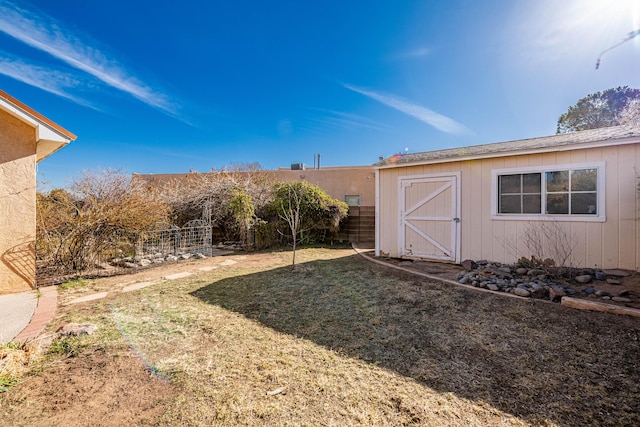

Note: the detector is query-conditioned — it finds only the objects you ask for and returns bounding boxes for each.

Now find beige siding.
[0,110,37,294]
[378,144,640,270]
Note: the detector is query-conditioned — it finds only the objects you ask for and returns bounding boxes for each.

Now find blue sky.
[0,0,639,189]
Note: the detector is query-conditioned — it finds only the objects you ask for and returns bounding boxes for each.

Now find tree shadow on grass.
[190,253,640,426]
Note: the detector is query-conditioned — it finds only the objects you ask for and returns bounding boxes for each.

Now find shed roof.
[375,125,640,169]
[0,90,77,161]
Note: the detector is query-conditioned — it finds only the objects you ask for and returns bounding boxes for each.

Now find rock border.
[351,244,640,318]
[456,259,634,304]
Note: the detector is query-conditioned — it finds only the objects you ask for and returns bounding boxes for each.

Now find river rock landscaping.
[456,259,636,305]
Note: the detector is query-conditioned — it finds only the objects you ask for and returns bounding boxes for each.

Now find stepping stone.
[219,259,237,266]
[210,249,234,256]
[198,266,218,271]
[67,292,109,304]
[122,281,157,292]
[163,272,193,280]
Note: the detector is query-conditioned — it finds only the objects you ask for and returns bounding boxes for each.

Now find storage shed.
[374,125,640,270]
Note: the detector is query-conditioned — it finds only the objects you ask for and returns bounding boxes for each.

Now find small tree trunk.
[291,236,296,269]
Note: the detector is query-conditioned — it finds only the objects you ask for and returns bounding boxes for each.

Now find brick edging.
[14,286,58,343]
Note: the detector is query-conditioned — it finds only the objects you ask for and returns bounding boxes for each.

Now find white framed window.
[491,161,605,222]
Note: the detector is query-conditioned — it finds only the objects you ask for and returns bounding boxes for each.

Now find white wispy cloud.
[311,108,394,132]
[0,52,100,109]
[0,0,180,117]
[343,83,471,135]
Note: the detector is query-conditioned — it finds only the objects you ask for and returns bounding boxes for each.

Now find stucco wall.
[136,166,376,206]
[377,143,640,270]
[265,167,375,206]
[0,110,36,294]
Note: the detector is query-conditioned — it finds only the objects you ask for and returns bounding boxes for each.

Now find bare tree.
[276,184,303,268]
[271,181,349,267]
[619,100,640,126]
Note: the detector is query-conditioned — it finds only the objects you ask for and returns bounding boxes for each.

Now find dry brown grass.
[2,247,639,426]
[0,342,43,391]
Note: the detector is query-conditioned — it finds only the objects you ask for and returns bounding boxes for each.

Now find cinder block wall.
[337,206,375,243]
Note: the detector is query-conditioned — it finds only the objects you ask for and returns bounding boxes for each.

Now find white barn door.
[399,173,461,263]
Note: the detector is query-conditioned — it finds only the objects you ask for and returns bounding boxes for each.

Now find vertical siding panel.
[379,168,400,257]
[584,148,604,267]
[459,160,470,260]
[527,153,543,166]
[380,170,389,255]
[389,168,400,257]
[570,221,587,268]
[541,151,557,167]
[484,158,501,262]
[555,151,573,165]
[516,220,532,260]
[467,160,483,260]
[502,220,518,263]
[636,144,640,270]
[394,167,408,257]
[570,149,586,163]
[378,170,388,255]
[602,147,620,267]
[618,145,636,269]
[584,222,602,267]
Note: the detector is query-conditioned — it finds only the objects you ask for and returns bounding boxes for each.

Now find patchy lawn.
[1,247,639,426]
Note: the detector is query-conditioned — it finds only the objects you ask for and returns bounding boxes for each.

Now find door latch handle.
[453,217,461,223]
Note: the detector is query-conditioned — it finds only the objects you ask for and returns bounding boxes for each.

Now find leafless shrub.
[150,166,274,243]
[520,221,577,270]
[36,169,169,274]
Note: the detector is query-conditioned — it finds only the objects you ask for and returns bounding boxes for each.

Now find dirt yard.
[1,247,639,426]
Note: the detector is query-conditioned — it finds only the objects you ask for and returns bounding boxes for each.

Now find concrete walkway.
[0,290,38,344]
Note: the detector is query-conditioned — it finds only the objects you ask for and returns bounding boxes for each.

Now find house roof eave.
[0,90,77,162]
[374,126,640,170]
